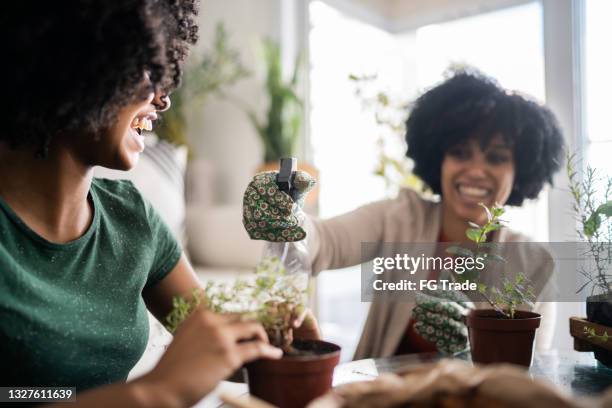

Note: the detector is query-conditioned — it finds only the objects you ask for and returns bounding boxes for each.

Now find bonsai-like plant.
[447,203,535,319]
[567,155,612,296]
[165,257,309,352]
[155,22,250,147]
[349,74,424,193]
[241,40,303,163]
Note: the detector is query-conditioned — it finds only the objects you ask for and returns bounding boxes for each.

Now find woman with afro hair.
[243,69,565,360]
[0,1,295,406]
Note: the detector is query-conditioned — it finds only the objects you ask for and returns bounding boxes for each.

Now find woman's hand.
[242,171,315,242]
[139,308,283,407]
[292,307,322,341]
[412,289,471,355]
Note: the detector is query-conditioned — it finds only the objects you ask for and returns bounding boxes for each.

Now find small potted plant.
[567,157,612,366]
[165,257,341,408]
[447,204,540,367]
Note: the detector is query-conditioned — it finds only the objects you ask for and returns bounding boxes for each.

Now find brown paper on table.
[307,359,607,408]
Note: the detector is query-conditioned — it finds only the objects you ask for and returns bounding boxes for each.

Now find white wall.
[325,0,534,32]
[187,0,282,205]
[542,0,585,351]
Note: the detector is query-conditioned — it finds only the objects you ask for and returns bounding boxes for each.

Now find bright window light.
[309,0,548,360]
[309,0,406,361]
[411,2,547,241]
[585,0,612,174]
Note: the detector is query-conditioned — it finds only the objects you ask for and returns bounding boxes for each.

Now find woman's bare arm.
[49,377,179,408]
[49,309,282,408]
[142,252,202,323]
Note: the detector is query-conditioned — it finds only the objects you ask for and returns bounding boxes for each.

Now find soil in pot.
[245,339,341,408]
[467,309,541,367]
[586,294,612,368]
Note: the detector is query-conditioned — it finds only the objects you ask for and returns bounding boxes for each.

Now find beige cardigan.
[305,188,556,360]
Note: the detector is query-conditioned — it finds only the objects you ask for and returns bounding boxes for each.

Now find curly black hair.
[405,69,565,206]
[0,0,199,156]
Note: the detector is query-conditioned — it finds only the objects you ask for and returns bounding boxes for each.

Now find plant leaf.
[466,228,481,243]
[584,214,601,237]
[486,253,506,263]
[446,246,474,258]
[596,201,612,217]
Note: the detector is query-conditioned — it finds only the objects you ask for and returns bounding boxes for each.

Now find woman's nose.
[153,92,171,112]
[463,156,490,179]
[463,164,488,180]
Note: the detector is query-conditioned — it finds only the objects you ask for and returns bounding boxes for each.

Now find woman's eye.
[448,147,471,160]
[486,152,511,164]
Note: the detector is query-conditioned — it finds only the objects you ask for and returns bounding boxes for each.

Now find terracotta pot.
[586,294,612,367]
[467,309,540,367]
[245,339,341,408]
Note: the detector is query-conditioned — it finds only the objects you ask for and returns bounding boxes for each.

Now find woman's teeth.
[132,117,153,131]
[458,184,490,198]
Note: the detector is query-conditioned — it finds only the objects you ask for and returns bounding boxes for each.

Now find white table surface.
[192,381,249,408]
[190,358,376,408]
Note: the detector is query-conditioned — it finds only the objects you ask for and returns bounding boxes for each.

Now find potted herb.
[567,157,612,366]
[448,204,540,367]
[165,257,341,408]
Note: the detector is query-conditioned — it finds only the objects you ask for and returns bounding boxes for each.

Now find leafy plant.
[584,326,610,343]
[165,257,309,351]
[567,154,612,295]
[447,203,535,318]
[155,22,250,148]
[240,39,303,163]
[349,74,425,194]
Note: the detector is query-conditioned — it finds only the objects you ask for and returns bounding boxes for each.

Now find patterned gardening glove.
[412,288,471,355]
[243,171,316,242]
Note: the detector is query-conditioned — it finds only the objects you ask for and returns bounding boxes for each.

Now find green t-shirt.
[0,178,182,391]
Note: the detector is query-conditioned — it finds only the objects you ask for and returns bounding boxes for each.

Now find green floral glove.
[243,171,316,242]
[412,288,471,355]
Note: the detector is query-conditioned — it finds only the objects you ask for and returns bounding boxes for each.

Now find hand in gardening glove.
[243,171,316,242]
[412,288,471,355]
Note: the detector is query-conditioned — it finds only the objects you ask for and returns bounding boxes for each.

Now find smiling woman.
[1,1,191,161]
[0,1,287,407]
[242,68,565,360]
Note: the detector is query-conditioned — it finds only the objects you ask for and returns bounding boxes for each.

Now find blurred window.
[584,0,612,173]
[411,2,547,241]
[309,1,546,360]
[309,0,397,361]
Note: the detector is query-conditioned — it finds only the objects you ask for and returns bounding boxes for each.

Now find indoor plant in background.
[165,257,341,408]
[349,66,474,195]
[567,156,612,366]
[349,73,426,195]
[245,39,303,165]
[447,204,540,367]
[155,22,250,149]
[240,39,319,208]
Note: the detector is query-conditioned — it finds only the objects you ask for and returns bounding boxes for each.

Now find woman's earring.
[154,94,171,112]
